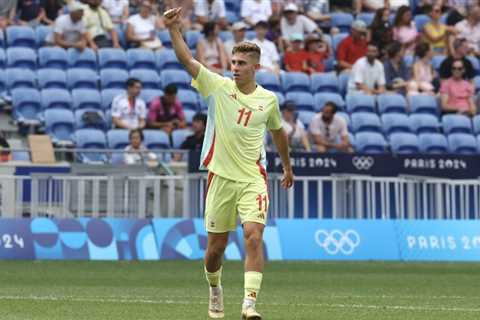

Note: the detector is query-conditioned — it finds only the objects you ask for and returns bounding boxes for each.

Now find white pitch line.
[0,295,479,313]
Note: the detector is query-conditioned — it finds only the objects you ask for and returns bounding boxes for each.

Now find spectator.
[196,21,228,75]
[439,37,475,80]
[180,113,207,151]
[102,0,129,25]
[423,4,451,55]
[224,21,247,61]
[0,0,16,30]
[309,101,353,153]
[347,43,386,95]
[330,0,361,14]
[408,42,435,95]
[50,2,88,51]
[337,19,368,73]
[162,0,194,31]
[126,0,163,50]
[445,0,476,24]
[194,0,227,30]
[392,5,419,54]
[251,20,281,75]
[42,0,63,25]
[368,7,393,58]
[280,3,320,47]
[361,0,388,12]
[84,0,120,49]
[383,41,410,95]
[241,0,272,28]
[454,6,480,56]
[147,84,187,134]
[266,16,285,54]
[17,0,45,27]
[388,0,410,11]
[123,128,158,166]
[112,78,147,130]
[0,132,11,162]
[281,101,311,151]
[304,33,328,74]
[440,59,476,116]
[284,33,308,72]
[303,0,331,24]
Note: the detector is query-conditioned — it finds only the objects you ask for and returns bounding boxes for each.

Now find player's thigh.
[237,180,269,226]
[204,173,238,233]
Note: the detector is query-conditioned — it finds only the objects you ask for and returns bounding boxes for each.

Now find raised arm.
[164,8,201,79]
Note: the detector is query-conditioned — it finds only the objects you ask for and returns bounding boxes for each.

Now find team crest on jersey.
[229,93,237,100]
[257,106,264,111]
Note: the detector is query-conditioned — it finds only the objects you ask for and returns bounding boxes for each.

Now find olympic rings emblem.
[352,156,374,170]
[314,229,361,255]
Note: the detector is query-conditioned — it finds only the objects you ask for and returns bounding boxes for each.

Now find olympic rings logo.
[314,229,361,255]
[352,156,375,170]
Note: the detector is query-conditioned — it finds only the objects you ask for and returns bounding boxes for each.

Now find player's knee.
[244,230,263,250]
[206,243,226,259]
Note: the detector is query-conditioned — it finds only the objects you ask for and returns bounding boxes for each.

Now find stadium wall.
[0,218,479,261]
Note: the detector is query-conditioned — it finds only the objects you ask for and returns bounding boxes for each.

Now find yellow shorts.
[204,172,269,233]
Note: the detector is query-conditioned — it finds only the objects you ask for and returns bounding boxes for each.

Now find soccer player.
[164,8,294,320]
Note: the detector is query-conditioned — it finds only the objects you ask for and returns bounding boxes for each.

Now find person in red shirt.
[336,19,368,72]
[147,84,187,134]
[305,33,328,74]
[283,33,308,72]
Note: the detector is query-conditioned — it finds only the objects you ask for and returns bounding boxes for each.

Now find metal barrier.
[0,174,479,219]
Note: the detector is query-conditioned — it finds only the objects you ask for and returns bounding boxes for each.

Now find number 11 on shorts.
[256,194,268,212]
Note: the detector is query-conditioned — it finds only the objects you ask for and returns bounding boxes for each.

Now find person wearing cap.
[336,19,368,72]
[84,0,120,49]
[439,37,475,80]
[280,3,321,47]
[284,33,308,72]
[347,42,386,95]
[251,20,281,75]
[51,2,89,51]
[0,0,16,30]
[241,0,272,28]
[224,21,247,61]
[194,0,227,30]
[281,101,311,152]
[305,33,329,74]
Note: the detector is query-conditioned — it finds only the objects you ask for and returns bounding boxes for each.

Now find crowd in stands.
[3,0,480,162]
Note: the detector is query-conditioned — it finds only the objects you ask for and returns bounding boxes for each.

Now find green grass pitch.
[0,260,479,319]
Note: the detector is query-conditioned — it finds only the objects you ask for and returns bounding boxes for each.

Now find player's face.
[231,52,259,85]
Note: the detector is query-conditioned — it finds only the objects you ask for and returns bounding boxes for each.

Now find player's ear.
[254,63,261,71]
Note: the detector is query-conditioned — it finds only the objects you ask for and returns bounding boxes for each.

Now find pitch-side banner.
[0,218,479,261]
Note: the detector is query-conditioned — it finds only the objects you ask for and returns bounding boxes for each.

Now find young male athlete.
[164,8,293,320]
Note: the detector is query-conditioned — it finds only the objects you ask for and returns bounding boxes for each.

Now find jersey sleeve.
[191,64,227,98]
[266,95,282,130]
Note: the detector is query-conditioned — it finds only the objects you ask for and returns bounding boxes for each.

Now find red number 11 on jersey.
[237,107,252,127]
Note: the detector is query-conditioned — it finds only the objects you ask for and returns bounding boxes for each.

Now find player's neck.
[236,81,257,95]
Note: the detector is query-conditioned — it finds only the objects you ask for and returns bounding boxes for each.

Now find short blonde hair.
[232,42,261,62]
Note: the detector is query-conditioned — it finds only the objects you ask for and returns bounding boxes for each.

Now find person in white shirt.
[241,0,272,28]
[454,6,480,56]
[194,0,227,29]
[102,0,129,25]
[224,21,247,61]
[347,43,386,95]
[251,20,281,75]
[123,128,158,166]
[309,101,353,153]
[126,0,163,50]
[280,3,320,47]
[51,2,88,50]
[112,78,147,130]
[281,101,311,151]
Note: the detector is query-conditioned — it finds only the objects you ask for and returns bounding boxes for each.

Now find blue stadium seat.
[6,68,36,89]
[11,88,42,124]
[160,70,192,90]
[381,113,411,134]
[226,10,240,24]
[355,132,387,153]
[35,25,52,47]
[448,133,477,154]
[75,109,107,131]
[475,76,480,93]
[67,68,98,89]
[44,108,75,146]
[101,89,125,110]
[377,93,408,114]
[473,115,480,134]
[41,88,72,110]
[323,56,335,72]
[157,30,172,48]
[12,151,30,161]
[256,72,281,92]
[0,49,5,68]
[140,89,163,105]
[156,49,182,70]
[431,55,445,71]
[38,47,68,69]
[6,26,36,48]
[403,55,414,69]
[346,94,376,113]
[338,72,350,97]
[129,69,161,89]
[275,92,285,107]
[67,48,97,70]
[6,47,36,69]
[72,89,102,110]
[331,12,354,33]
[285,92,315,111]
[0,29,4,47]
[313,92,345,112]
[37,69,67,89]
[107,129,129,149]
[115,24,127,48]
[245,30,256,40]
[184,109,197,125]
[409,94,438,115]
[126,49,156,70]
[389,133,420,154]
[418,133,448,154]
[0,70,6,93]
[410,114,440,134]
[185,30,202,49]
[218,31,233,42]
[74,128,108,163]
[467,56,480,75]
[172,129,193,149]
[297,110,316,128]
[337,111,351,131]
[311,72,339,93]
[98,48,128,70]
[282,72,310,92]
[177,89,199,111]
[100,68,128,89]
[351,112,382,133]
[144,129,170,150]
[332,33,348,52]
[442,114,472,134]
[357,12,374,26]
[414,14,431,31]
